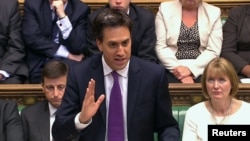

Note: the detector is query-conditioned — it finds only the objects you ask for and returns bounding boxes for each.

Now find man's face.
[97,26,131,71]
[109,0,130,13]
[42,76,67,108]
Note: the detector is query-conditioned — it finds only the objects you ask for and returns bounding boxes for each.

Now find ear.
[96,39,103,52]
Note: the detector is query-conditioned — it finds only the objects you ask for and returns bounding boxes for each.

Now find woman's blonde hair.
[201,57,239,99]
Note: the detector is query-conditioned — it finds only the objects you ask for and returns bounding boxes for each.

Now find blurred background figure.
[221,5,250,82]
[0,99,24,141]
[155,0,222,83]
[0,0,28,83]
[22,0,90,83]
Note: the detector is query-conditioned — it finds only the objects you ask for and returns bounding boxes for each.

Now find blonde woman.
[182,58,250,141]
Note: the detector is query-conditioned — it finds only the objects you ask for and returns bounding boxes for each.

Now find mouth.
[113,6,124,10]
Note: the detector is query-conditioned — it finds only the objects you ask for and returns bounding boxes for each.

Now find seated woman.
[155,0,222,83]
[182,57,250,141]
[221,5,250,82]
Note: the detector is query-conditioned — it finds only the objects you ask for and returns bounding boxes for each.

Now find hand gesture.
[180,76,195,84]
[51,0,66,18]
[68,53,85,62]
[172,66,192,80]
[79,79,105,124]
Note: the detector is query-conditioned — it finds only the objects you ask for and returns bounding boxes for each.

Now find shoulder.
[201,2,221,14]
[0,100,18,117]
[241,101,250,108]
[186,102,206,115]
[71,0,90,13]
[0,99,17,108]
[71,54,101,72]
[21,101,47,114]
[130,3,154,17]
[229,5,250,16]
[130,56,165,75]
[88,6,107,21]
[158,1,178,9]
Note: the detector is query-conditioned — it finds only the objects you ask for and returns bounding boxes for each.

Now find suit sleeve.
[156,68,180,141]
[0,0,26,74]
[136,10,158,63]
[22,0,59,57]
[86,13,101,56]
[60,5,91,55]
[4,101,24,141]
[221,7,248,74]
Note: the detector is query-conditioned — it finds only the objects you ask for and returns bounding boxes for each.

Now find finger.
[84,79,95,99]
[95,94,105,106]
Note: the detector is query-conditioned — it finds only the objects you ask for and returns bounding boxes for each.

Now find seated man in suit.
[22,0,90,83]
[0,99,24,141]
[21,60,68,141]
[0,0,28,83]
[221,5,250,82]
[87,0,158,63]
[53,9,180,141]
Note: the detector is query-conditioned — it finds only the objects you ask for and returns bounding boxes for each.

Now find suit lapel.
[198,3,209,44]
[127,57,141,123]
[38,101,50,141]
[168,1,182,43]
[65,1,73,21]
[91,55,107,124]
[41,0,53,35]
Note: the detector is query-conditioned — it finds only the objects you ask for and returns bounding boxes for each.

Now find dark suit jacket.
[221,5,250,75]
[0,0,28,82]
[0,99,24,141]
[53,54,180,141]
[21,100,50,141]
[87,4,158,63]
[22,0,90,83]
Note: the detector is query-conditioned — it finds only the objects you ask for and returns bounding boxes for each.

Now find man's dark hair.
[41,60,68,83]
[93,8,132,41]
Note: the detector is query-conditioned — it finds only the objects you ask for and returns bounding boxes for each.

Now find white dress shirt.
[49,103,57,141]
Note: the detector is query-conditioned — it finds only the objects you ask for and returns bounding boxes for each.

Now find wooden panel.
[169,83,250,106]
[18,0,250,17]
[0,84,250,106]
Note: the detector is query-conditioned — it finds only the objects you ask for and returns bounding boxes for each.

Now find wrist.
[59,15,66,20]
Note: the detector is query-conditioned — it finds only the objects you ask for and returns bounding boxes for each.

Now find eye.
[218,78,226,84]
[122,40,129,47]
[109,42,118,48]
[57,85,66,91]
[207,78,215,83]
[45,85,54,91]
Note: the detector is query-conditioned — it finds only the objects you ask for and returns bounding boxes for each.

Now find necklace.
[210,99,232,125]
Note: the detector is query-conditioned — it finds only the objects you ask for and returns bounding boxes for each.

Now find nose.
[116,46,125,55]
[53,88,61,97]
[115,0,121,4]
[213,81,219,89]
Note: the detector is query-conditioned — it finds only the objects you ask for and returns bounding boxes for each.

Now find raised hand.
[79,79,105,124]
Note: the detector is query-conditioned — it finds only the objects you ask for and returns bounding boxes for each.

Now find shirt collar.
[48,103,57,116]
[102,55,129,78]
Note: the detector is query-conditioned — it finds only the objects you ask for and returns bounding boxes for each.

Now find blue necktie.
[108,71,124,141]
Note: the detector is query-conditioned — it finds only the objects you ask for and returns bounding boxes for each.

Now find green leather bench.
[19,105,189,141]
[154,106,190,141]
